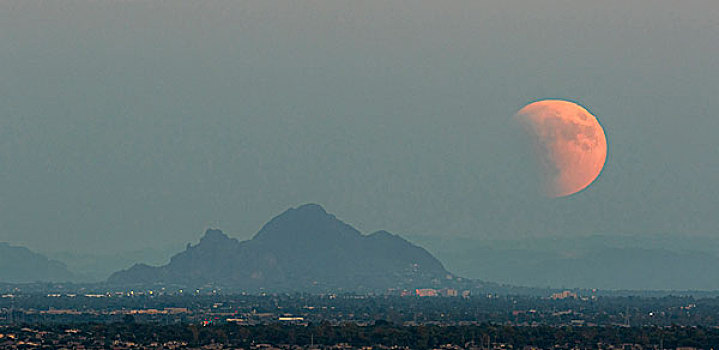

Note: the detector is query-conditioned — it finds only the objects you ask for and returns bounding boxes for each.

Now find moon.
[514,100,607,197]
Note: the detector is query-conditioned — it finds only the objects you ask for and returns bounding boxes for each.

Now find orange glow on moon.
[515,100,607,197]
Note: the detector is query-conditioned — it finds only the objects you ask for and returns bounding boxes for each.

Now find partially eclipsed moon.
[515,100,607,197]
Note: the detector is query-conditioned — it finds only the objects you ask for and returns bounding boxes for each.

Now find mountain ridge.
[109,204,455,292]
[0,242,76,283]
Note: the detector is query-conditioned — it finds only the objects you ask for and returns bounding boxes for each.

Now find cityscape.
[2,290,719,348]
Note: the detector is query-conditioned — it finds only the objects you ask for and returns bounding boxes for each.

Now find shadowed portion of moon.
[515,100,607,197]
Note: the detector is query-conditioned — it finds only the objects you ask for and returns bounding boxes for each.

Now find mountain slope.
[0,243,75,283]
[109,204,453,291]
[412,234,719,290]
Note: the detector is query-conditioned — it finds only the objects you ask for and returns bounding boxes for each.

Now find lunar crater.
[515,100,607,197]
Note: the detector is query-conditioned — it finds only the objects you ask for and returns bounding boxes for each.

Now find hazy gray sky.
[0,1,717,254]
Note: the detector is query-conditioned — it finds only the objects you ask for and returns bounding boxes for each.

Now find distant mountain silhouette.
[109,204,455,291]
[412,234,719,291]
[0,243,75,283]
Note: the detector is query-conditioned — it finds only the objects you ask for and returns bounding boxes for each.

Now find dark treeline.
[9,322,719,349]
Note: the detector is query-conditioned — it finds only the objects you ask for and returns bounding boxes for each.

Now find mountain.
[411,234,719,291]
[109,204,455,291]
[46,247,182,282]
[0,243,75,283]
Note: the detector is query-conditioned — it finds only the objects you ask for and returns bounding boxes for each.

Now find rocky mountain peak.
[252,203,360,244]
[200,228,231,243]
